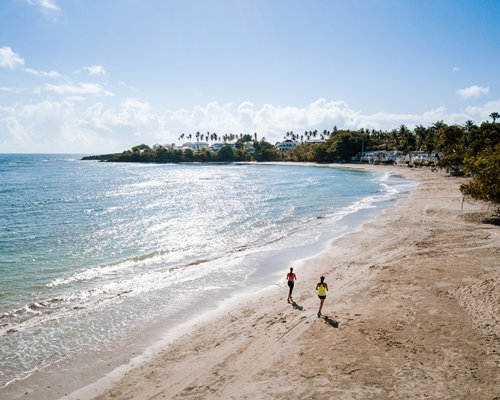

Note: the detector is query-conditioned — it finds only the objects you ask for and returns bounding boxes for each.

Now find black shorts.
[288,281,294,289]
[318,295,326,300]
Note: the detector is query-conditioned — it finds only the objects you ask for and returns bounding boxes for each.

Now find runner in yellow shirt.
[316,276,328,317]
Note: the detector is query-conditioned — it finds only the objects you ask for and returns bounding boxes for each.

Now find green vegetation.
[83,117,500,207]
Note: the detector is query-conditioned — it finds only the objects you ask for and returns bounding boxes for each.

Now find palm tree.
[462,120,477,147]
[398,124,414,153]
[463,120,477,132]
[414,125,428,151]
[490,112,499,122]
[432,120,446,131]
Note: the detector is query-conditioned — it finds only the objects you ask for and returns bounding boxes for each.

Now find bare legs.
[287,283,294,302]
[318,298,325,317]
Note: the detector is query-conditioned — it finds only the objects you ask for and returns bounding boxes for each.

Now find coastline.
[69,164,498,399]
[15,164,500,399]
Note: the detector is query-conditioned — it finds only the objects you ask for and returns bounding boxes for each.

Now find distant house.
[153,143,176,151]
[305,139,325,145]
[211,142,235,152]
[276,139,297,151]
[361,150,402,164]
[406,151,441,166]
[181,142,210,152]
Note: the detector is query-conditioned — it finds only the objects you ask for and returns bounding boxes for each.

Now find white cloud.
[74,65,108,77]
[27,0,60,15]
[465,100,500,118]
[45,83,114,96]
[24,67,61,78]
[0,47,25,69]
[452,66,460,72]
[456,85,489,99]
[0,46,61,77]
[78,98,164,138]
[0,86,28,94]
[1,97,498,153]
[0,100,122,152]
[118,81,136,90]
[0,100,73,149]
[169,99,365,138]
[87,65,107,76]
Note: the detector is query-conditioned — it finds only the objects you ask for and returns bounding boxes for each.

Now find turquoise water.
[0,154,414,392]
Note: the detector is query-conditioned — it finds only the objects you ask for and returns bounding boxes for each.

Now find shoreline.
[1,163,406,399]
[9,164,500,399]
[85,164,498,399]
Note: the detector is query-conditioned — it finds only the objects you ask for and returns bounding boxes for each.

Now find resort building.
[181,142,210,152]
[153,143,176,150]
[397,151,441,166]
[361,150,403,164]
[276,139,298,151]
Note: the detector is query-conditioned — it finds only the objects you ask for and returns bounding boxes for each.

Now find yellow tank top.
[317,283,327,296]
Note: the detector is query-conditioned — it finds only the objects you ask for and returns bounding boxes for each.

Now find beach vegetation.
[435,125,467,175]
[460,122,500,207]
[216,144,235,161]
[460,143,500,204]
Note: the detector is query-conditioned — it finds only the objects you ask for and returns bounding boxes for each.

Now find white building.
[405,151,441,166]
[153,143,176,150]
[181,142,210,152]
[276,139,297,151]
[361,150,402,163]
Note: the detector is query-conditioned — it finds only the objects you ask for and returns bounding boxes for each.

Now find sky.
[0,0,499,153]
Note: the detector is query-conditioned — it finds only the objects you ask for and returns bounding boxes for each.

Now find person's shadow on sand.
[291,301,304,311]
[322,315,339,328]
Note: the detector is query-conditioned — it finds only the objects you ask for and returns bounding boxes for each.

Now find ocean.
[0,154,415,397]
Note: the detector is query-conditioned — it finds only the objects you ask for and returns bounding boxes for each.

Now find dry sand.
[71,165,499,400]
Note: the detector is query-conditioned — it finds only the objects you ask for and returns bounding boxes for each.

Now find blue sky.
[1,0,499,153]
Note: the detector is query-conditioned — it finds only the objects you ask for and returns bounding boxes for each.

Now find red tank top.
[287,273,296,281]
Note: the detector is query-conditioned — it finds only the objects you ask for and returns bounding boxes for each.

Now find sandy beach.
[64,164,499,400]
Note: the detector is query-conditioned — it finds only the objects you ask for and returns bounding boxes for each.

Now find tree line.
[83,114,499,207]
